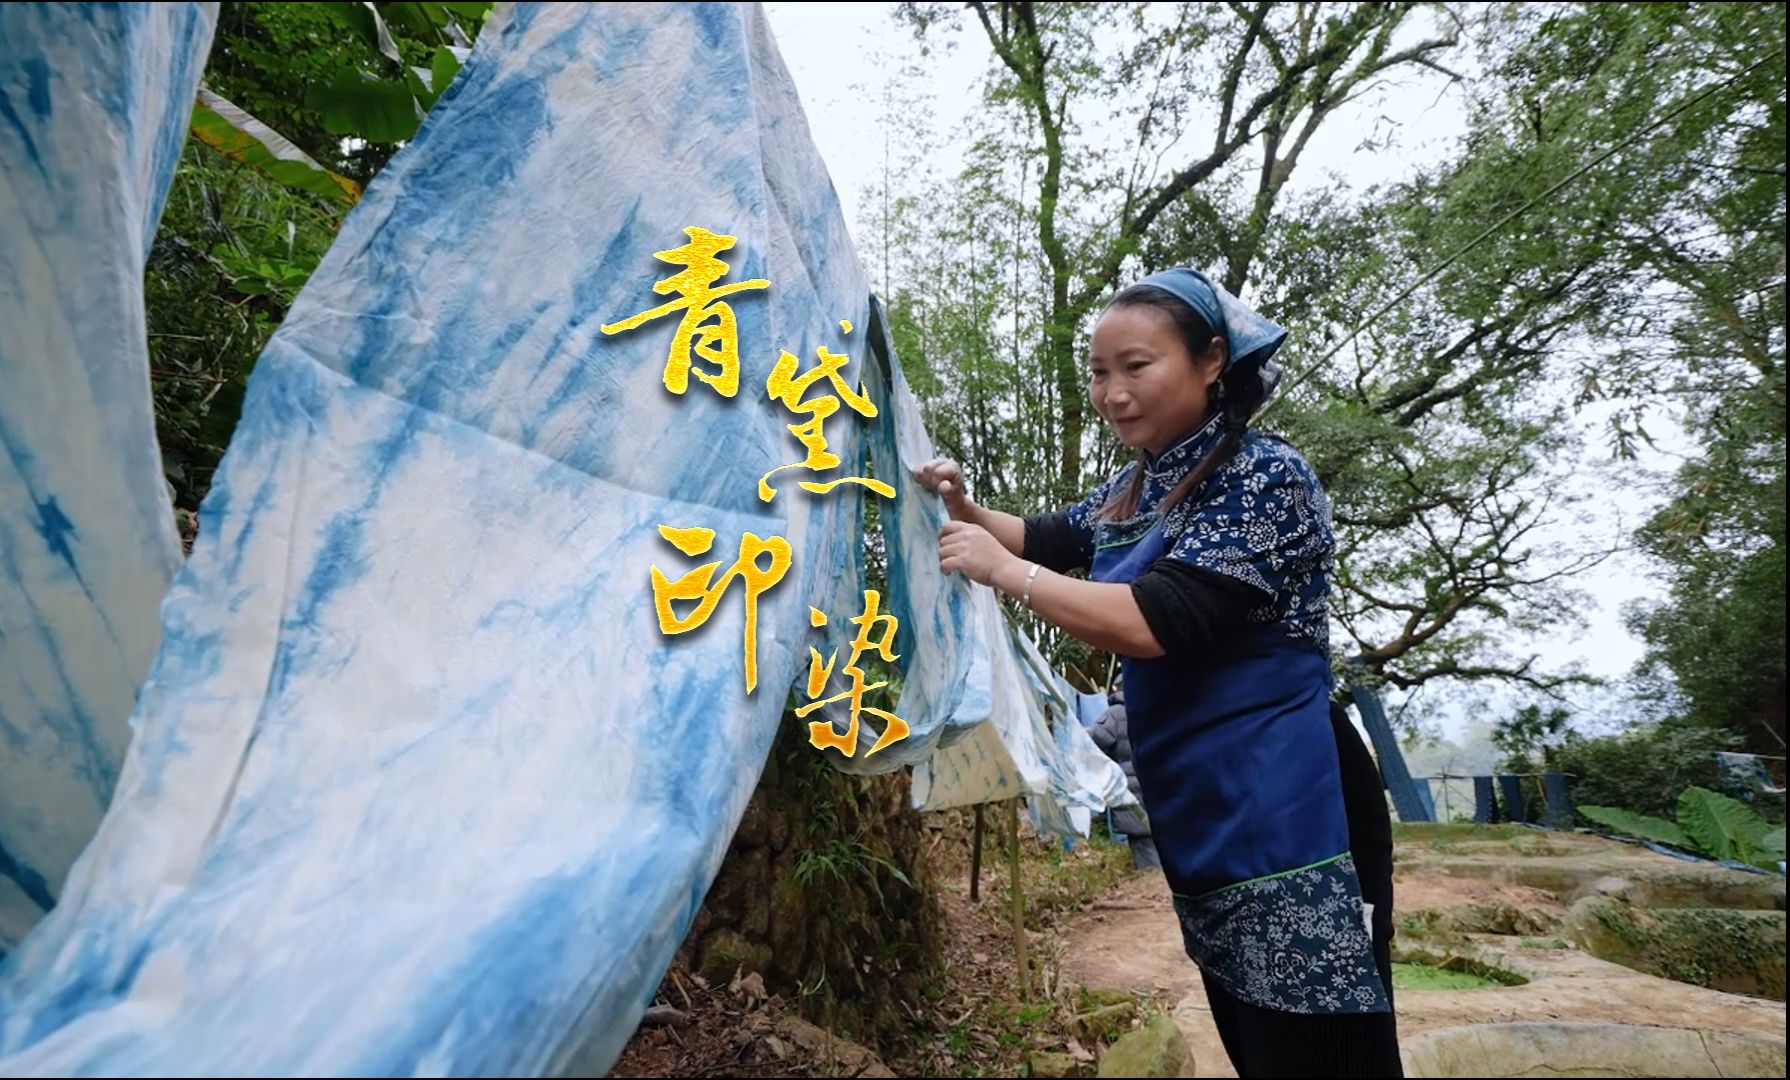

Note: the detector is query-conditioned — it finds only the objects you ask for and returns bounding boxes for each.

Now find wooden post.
[1007,797,1030,998]
[970,803,985,903]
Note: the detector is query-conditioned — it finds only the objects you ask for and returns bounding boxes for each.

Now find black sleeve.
[1128,560,1266,660]
[1021,510,1090,575]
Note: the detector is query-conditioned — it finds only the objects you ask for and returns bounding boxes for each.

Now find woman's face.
[1088,304,1225,456]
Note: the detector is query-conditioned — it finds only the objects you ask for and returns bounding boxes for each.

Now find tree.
[873,2,1783,705]
[896,1,1461,505]
[1444,1,1786,750]
[1492,703,1570,773]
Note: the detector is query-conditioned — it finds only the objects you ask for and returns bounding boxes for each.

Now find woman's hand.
[938,520,1017,587]
[913,457,975,522]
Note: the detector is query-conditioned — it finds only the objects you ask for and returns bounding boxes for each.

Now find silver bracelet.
[1021,561,1043,609]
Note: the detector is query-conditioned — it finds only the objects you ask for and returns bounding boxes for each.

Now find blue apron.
[1092,512,1389,1016]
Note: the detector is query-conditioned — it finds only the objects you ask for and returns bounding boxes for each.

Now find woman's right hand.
[913,457,975,522]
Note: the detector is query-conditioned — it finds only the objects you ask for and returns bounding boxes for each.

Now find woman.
[915,267,1401,1077]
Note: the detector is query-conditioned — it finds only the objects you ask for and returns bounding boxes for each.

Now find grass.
[1392,822,1528,845]
[1008,829,1136,928]
[1390,949,1530,989]
[795,833,914,913]
[1392,961,1504,990]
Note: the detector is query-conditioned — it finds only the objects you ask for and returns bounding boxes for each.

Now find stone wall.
[677,716,945,1048]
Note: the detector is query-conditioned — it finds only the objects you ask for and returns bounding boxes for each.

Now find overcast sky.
[760,3,1688,739]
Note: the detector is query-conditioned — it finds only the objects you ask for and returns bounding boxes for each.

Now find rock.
[1566,896,1787,1000]
[768,850,809,982]
[1072,1001,1138,1044]
[775,1016,895,1077]
[735,790,771,848]
[738,846,772,938]
[1095,1014,1191,1078]
[1076,987,1136,1009]
[697,928,772,986]
[1583,875,1635,901]
[1029,1050,1079,1078]
[703,852,747,929]
[1401,1022,1787,1078]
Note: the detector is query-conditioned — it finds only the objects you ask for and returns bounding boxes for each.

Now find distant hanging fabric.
[1345,679,1430,823]
[1542,772,1574,830]
[1498,774,1528,824]
[1473,775,1499,824]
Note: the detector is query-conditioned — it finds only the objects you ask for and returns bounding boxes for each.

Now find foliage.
[872,1,1785,709]
[151,2,498,525]
[1574,804,1691,849]
[203,2,493,183]
[1498,1,1789,754]
[1492,704,1571,773]
[1579,786,1787,869]
[148,140,345,520]
[795,833,916,915]
[1548,722,1735,821]
[190,87,362,206]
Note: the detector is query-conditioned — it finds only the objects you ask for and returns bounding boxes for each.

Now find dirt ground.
[610,825,1140,1079]
[611,826,1785,1078]
[1056,840,1789,1079]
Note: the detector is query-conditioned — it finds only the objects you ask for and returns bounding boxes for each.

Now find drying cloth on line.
[1473,775,1499,824]
[0,5,1129,1074]
[2,4,900,1074]
[1346,680,1429,823]
[0,1,216,955]
[1499,774,1528,824]
[1542,772,1574,830]
[1716,752,1787,797]
[1414,780,1437,822]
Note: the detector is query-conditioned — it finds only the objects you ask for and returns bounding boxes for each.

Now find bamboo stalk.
[970,803,985,903]
[1008,797,1029,997]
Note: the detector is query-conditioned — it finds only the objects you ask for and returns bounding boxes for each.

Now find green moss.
[1391,822,1526,845]
[1585,902,1786,1000]
[1391,961,1501,990]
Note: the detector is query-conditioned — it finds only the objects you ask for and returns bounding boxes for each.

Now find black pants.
[1199,705,1403,1078]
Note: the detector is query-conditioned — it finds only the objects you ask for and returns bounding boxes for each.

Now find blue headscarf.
[1132,267,1286,420]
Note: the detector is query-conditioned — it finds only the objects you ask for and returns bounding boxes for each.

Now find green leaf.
[1759,827,1786,861]
[188,87,361,206]
[306,68,422,143]
[434,2,497,19]
[1676,786,1768,862]
[352,2,404,65]
[403,65,438,110]
[1578,804,1691,849]
[430,45,463,100]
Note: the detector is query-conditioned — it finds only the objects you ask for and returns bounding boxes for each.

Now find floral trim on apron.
[1171,852,1389,1014]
